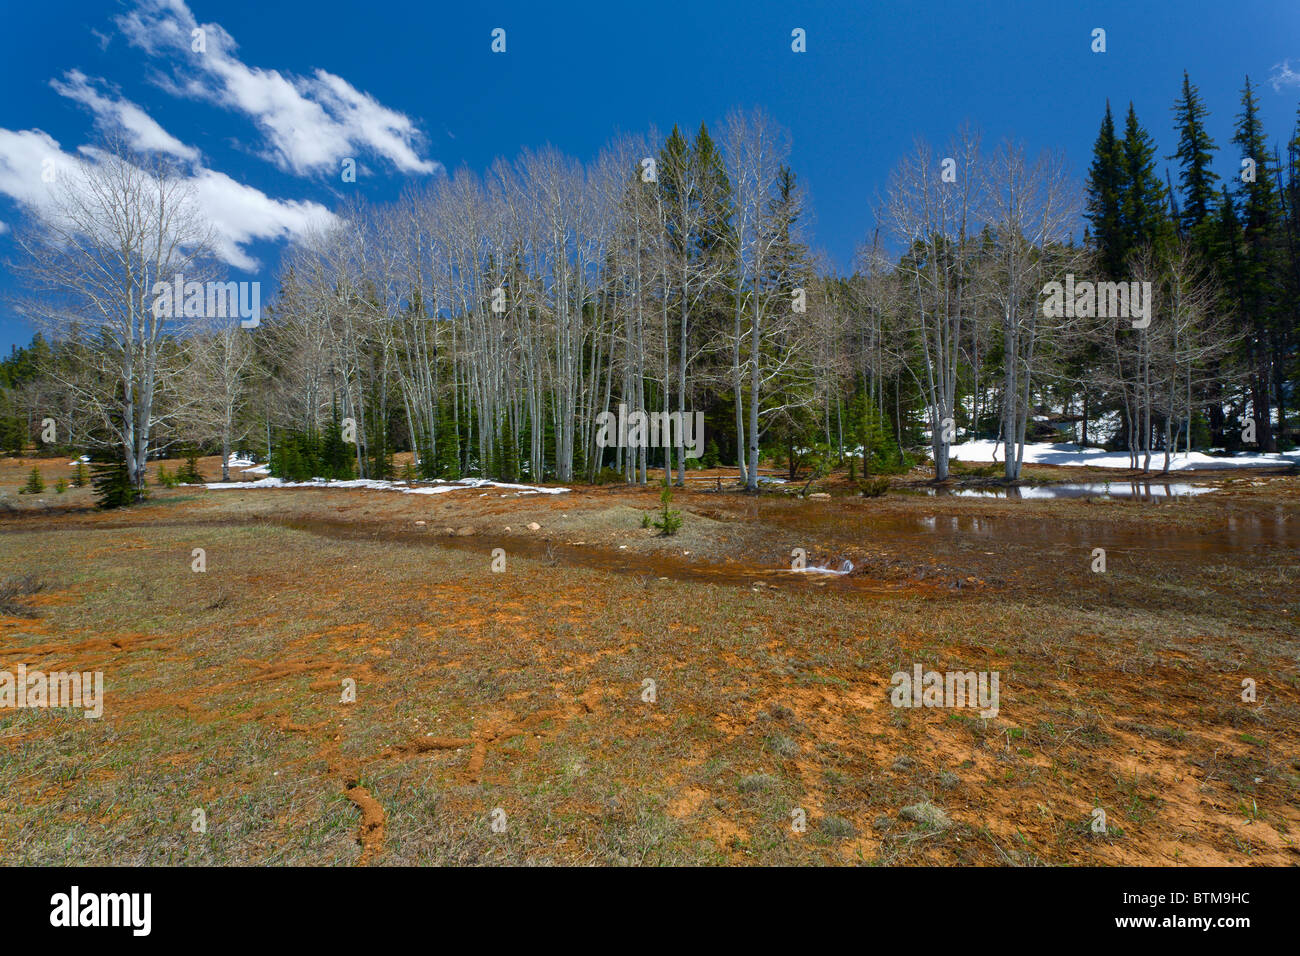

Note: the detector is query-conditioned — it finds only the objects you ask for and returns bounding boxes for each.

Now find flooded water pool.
[919,482,1216,500]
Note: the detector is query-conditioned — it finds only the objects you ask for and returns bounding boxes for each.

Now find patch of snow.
[205,476,570,496]
[791,559,854,575]
[948,440,1300,471]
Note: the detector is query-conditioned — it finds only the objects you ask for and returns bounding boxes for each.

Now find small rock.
[526,522,541,531]
[414,520,426,527]
[808,492,830,499]
[899,801,951,829]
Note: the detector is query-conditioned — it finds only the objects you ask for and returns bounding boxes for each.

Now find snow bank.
[205,475,570,496]
[948,440,1300,471]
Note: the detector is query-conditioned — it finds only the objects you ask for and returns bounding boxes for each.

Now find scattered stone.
[808,492,830,499]
[414,520,426,527]
[899,801,951,829]
[526,522,541,531]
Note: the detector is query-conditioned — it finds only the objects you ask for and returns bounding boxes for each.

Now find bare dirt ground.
[0,452,1296,865]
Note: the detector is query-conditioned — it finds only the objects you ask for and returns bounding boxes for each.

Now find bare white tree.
[12,139,216,490]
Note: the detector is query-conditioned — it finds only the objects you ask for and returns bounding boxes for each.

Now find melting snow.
[949,440,1300,471]
[790,559,854,575]
[205,476,570,495]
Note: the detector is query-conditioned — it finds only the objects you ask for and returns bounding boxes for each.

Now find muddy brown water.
[269,495,1298,594]
[14,486,1288,593]
[755,498,1298,557]
[271,515,908,594]
[920,481,1214,500]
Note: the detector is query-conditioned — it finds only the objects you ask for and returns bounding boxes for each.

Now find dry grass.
[0,454,1296,866]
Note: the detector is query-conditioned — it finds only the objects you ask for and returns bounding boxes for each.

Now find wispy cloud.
[51,70,199,161]
[115,0,438,178]
[1269,59,1300,92]
[0,129,336,271]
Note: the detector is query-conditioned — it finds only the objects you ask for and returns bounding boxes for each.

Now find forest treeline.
[3,72,1297,500]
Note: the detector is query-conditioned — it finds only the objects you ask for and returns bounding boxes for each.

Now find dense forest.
[3,72,1297,497]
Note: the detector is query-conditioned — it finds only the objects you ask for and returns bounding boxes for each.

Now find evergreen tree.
[1120,103,1172,258]
[21,467,44,494]
[1085,102,1128,277]
[175,446,204,484]
[1169,72,1220,241]
[1231,76,1283,450]
[91,453,140,509]
[320,414,354,480]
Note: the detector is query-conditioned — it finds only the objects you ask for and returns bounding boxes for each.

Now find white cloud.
[0,129,67,215]
[1269,60,1300,92]
[51,70,199,161]
[0,220,9,235]
[189,168,336,270]
[0,128,336,270]
[116,0,438,177]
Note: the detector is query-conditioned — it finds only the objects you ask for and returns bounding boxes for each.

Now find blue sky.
[0,0,1297,351]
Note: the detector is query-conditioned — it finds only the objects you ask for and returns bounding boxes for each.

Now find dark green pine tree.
[691,123,735,263]
[1168,71,1220,241]
[1232,76,1283,450]
[766,166,811,292]
[91,453,140,509]
[657,125,692,247]
[321,412,354,480]
[1085,102,1128,277]
[1120,103,1172,259]
[1233,77,1280,235]
[689,122,738,373]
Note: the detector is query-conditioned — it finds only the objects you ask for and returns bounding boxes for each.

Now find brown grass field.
[0,452,1297,866]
